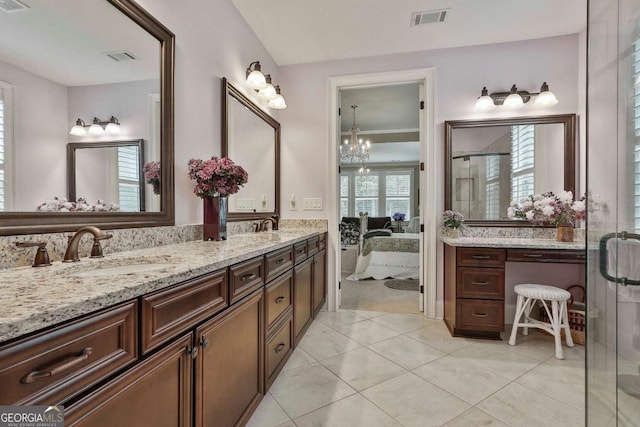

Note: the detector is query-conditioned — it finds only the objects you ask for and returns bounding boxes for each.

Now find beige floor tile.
[320,347,407,391]
[274,423,296,427]
[348,309,389,319]
[368,334,445,370]
[269,363,356,419]
[442,407,509,427]
[517,358,585,410]
[304,320,333,336]
[336,319,400,346]
[281,348,317,372]
[293,394,401,427]
[504,328,571,361]
[450,342,541,381]
[406,323,474,354]
[298,328,362,361]
[477,382,584,427]
[246,393,291,427]
[314,310,368,329]
[371,312,438,333]
[361,373,470,427]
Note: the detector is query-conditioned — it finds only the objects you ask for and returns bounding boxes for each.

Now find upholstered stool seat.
[509,284,574,359]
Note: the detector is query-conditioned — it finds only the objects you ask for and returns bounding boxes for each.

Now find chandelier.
[340,105,370,167]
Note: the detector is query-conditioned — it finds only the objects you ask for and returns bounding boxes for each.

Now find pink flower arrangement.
[187,157,248,198]
[507,191,586,226]
[143,161,161,195]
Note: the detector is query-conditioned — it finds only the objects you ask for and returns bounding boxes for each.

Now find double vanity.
[0,228,327,426]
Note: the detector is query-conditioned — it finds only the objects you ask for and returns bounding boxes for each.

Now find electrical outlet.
[303,198,323,210]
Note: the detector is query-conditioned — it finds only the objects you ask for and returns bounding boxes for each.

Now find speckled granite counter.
[440,236,585,250]
[0,228,326,343]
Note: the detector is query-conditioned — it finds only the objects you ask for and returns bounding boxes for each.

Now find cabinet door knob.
[275,343,286,353]
[200,337,209,348]
[275,296,286,304]
[188,346,198,359]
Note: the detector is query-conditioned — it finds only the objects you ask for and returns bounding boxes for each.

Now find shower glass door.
[588,0,640,424]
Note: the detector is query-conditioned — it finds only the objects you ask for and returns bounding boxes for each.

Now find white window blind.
[0,89,5,211]
[511,125,535,202]
[634,39,640,231]
[485,155,501,219]
[355,175,379,216]
[117,146,140,212]
[635,144,640,232]
[0,82,12,212]
[340,175,349,218]
[385,173,411,219]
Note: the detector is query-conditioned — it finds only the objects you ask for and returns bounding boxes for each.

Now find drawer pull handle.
[297,249,306,255]
[576,255,585,259]
[21,347,93,384]
[241,273,257,281]
[275,258,286,265]
[275,343,286,353]
[523,253,543,258]
[275,296,286,304]
[471,255,490,260]
[472,313,488,318]
[472,281,489,286]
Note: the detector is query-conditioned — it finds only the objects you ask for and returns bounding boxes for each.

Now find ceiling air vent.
[105,51,138,62]
[0,0,29,13]
[411,9,448,27]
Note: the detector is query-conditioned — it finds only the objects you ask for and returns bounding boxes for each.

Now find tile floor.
[247,309,585,427]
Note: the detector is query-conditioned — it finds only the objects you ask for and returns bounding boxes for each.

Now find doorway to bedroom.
[338,83,423,314]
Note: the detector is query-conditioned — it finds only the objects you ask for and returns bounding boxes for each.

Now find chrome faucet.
[63,226,113,262]
[255,214,279,232]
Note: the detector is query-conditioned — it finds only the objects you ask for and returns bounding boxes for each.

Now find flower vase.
[448,228,461,239]
[203,196,227,241]
[556,225,574,242]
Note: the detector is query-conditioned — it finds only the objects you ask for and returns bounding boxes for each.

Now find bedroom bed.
[346,232,420,280]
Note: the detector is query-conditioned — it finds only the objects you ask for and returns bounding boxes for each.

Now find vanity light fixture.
[69,116,121,136]
[267,86,287,109]
[475,82,559,110]
[257,74,277,100]
[245,61,267,89]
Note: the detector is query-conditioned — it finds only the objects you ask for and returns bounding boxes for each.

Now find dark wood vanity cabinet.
[294,257,314,345]
[312,248,327,316]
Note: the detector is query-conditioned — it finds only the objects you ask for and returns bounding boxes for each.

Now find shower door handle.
[599,231,640,286]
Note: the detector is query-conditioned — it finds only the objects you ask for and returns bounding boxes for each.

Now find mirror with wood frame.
[222,77,280,221]
[444,114,576,226]
[0,0,174,235]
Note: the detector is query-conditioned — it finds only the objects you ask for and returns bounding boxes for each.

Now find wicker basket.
[539,284,585,345]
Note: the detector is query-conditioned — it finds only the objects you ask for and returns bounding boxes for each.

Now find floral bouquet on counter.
[143,161,161,195]
[440,210,467,235]
[507,191,586,227]
[392,212,406,222]
[187,156,248,198]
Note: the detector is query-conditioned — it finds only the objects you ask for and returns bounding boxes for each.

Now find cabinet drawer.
[307,236,320,256]
[457,268,504,300]
[265,246,294,283]
[318,233,327,251]
[141,269,228,354]
[265,316,293,390]
[456,300,504,332]
[265,271,293,331]
[457,248,506,268]
[294,241,308,264]
[229,257,265,304]
[507,249,586,264]
[0,301,137,405]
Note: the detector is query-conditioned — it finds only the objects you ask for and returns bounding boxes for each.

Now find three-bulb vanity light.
[475,82,558,110]
[245,61,287,109]
[69,116,121,136]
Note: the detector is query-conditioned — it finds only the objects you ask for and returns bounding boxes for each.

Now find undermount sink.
[70,263,175,278]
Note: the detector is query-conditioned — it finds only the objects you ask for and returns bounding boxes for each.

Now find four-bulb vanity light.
[245,61,287,109]
[69,116,121,136]
[475,82,558,110]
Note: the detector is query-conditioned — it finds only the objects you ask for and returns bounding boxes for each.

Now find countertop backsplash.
[0,219,328,270]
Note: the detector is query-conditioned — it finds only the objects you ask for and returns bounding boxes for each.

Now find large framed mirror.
[0,0,174,235]
[222,78,280,221]
[444,114,576,226]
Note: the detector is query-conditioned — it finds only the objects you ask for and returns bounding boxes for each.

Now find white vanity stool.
[508,284,574,359]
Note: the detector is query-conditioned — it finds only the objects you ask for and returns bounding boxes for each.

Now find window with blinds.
[485,155,501,219]
[385,173,411,218]
[635,144,640,232]
[511,125,535,202]
[0,82,11,212]
[340,175,349,218]
[0,89,5,211]
[634,39,640,232]
[117,146,141,212]
[355,174,379,216]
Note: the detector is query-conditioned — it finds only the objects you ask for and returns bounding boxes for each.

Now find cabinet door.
[312,249,326,316]
[294,258,313,345]
[65,333,192,427]
[195,288,264,427]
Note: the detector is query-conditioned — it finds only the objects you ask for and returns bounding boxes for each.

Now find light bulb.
[105,122,121,134]
[503,85,524,108]
[474,87,495,110]
[534,82,558,106]
[88,121,104,135]
[69,119,86,136]
[246,62,267,89]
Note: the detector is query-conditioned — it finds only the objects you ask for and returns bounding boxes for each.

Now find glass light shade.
[534,90,559,106]
[268,94,287,109]
[503,93,524,108]
[69,124,87,136]
[246,70,267,89]
[88,123,105,135]
[258,83,277,100]
[475,95,495,110]
[105,122,121,134]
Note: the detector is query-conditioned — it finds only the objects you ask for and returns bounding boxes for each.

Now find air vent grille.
[0,0,29,13]
[105,51,138,62]
[411,9,448,27]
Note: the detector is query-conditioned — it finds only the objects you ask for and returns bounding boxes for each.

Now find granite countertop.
[0,228,326,344]
[440,236,585,250]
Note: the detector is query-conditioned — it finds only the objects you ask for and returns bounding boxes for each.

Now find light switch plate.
[303,198,323,210]
[236,198,255,210]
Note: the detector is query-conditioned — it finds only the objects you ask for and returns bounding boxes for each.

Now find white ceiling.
[0,0,159,86]
[232,0,586,66]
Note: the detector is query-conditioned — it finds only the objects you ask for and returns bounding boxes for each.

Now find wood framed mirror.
[221,77,280,221]
[0,0,174,235]
[444,114,576,226]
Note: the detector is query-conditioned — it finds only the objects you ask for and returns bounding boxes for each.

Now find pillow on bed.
[363,229,393,239]
[340,221,360,246]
